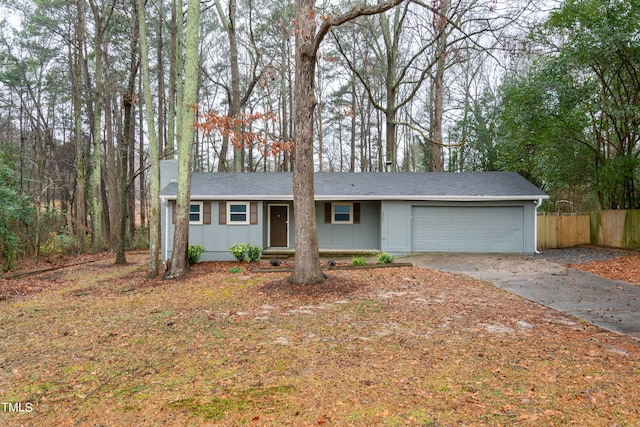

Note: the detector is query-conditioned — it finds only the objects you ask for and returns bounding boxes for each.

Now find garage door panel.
[411,206,524,253]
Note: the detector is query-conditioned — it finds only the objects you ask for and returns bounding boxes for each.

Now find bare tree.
[87,0,116,253]
[290,0,405,286]
[211,0,267,172]
[114,1,139,265]
[138,0,162,275]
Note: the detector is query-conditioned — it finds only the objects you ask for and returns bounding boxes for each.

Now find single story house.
[160,160,549,261]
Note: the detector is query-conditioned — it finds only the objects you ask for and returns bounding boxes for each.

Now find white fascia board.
[162,195,294,201]
[314,195,550,202]
[162,194,549,202]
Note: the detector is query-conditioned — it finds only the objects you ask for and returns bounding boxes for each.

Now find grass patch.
[167,385,296,420]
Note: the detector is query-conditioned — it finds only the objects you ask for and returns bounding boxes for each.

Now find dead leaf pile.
[568,253,640,284]
[0,252,638,426]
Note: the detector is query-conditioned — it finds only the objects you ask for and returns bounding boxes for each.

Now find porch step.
[261,248,381,259]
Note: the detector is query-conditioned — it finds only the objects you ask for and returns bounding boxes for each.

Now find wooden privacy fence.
[537,210,640,250]
[590,210,640,249]
[537,214,590,250]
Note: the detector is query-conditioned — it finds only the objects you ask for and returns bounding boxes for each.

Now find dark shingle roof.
[160,171,548,201]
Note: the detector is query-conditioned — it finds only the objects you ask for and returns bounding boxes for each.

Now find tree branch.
[396,120,466,148]
[331,33,389,114]
[312,0,407,57]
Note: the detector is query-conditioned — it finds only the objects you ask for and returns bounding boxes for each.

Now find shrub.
[228,243,262,262]
[246,244,262,262]
[229,243,247,262]
[40,232,75,260]
[0,157,37,270]
[352,256,367,266]
[229,267,243,274]
[188,245,205,266]
[377,252,394,264]
[131,226,150,250]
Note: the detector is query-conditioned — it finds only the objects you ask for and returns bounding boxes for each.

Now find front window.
[227,202,250,224]
[332,203,353,224]
[189,202,203,224]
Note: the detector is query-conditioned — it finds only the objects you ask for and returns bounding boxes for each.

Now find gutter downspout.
[534,198,543,254]
[162,197,170,261]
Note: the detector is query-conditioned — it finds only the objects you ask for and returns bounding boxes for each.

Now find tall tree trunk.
[360,92,368,171]
[214,0,242,172]
[88,0,112,253]
[289,0,404,285]
[174,1,184,158]
[350,79,357,172]
[229,0,242,172]
[381,9,400,172]
[315,64,323,171]
[281,32,292,172]
[138,0,161,275]
[105,74,118,243]
[167,0,200,278]
[115,93,134,265]
[429,0,447,172]
[430,47,445,172]
[114,3,139,265]
[385,108,397,171]
[128,99,136,238]
[377,109,383,171]
[89,38,104,253]
[73,0,87,251]
[166,0,178,159]
[290,0,324,285]
[157,0,165,159]
[139,76,146,228]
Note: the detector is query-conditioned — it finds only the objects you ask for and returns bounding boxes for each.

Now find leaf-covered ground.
[567,253,640,285]
[1,253,639,426]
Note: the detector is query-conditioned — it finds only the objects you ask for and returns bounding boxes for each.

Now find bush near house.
[188,245,205,266]
[377,252,394,264]
[229,243,262,262]
[352,256,367,266]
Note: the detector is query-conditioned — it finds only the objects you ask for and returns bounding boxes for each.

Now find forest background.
[0,0,638,272]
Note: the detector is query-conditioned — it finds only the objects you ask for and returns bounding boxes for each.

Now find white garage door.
[411,206,524,253]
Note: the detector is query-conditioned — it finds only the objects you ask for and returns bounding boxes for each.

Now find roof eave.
[161,194,549,201]
[316,195,549,201]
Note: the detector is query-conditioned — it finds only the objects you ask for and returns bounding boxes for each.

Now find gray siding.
[314,201,381,250]
[164,201,264,261]
[381,201,412,254]
[160,194,539,260]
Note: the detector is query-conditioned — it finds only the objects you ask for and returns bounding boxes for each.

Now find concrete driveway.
[403,253,640,341]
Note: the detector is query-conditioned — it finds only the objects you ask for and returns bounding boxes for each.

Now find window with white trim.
[227,202,250,224]
[189,202,203,224]
[332,203,353,224]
